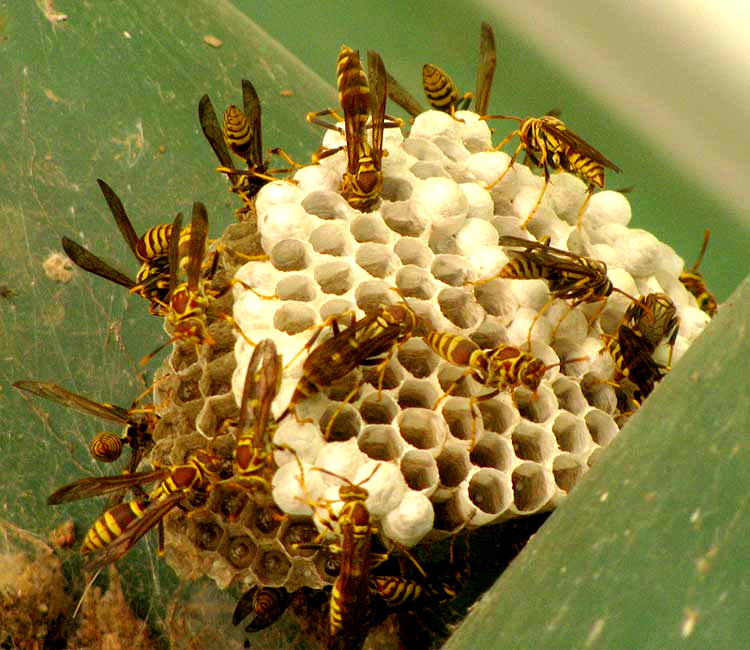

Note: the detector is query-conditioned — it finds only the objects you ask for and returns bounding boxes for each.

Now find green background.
[1,1,746,648]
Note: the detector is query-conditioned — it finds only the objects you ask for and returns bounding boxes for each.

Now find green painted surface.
[444,276,750,649]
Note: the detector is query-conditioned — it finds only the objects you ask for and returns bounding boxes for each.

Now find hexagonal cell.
[361,357,404,392]
[584,408,619,446]
[273,302,319,336]
[553,453,586,493]
[195,392,238,440]
[476,397,515,435]
[187,515,225,552]
[353,280,392,312]
[208,483,250,522]
[249,503,287,539]
[436,364,476,398]
[440,397,479,444]
[400,449,439,494]
[270,239,311,271]
[580,372,618,414]
[437,288,483,329]
[319,403,362,442]
[358,425,402,461]
[552,376,588,415]
[469,320,508,350]
[350,213,391,244]
[200,353,235,398]
[472,278,516,318]
[309,223,351,257]
[355,243,399,278]
[358,392,399,425]
[275,274,318,302]
[432,492,474,535]
[393,237,432,268]
[319,298,355,322]
[430,255,472,287]
[393,265,436,300]
[396,338,439,379]
[252,547,293,586]
[514,384,557,423]
[223,535,258,569]
[397,378,438,410]
[511,421,557,463]
[436,443,471,489]
[511,463,554,514]
[281,519,320,558]
[470,432,514,471]
[312,547,341,584]
[381,200,428,237]
[301,190,351,220]
[314,260,355,295]
[552,412,592,455]
[396,408,448,452]
[468,468,512,518]
[172,367,203,405]
[169,340,199,373]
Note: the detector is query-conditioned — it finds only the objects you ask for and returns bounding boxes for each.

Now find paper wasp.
[481,114,620,228]
[481,235,642,346]
[421,64,472,116]
[198,79,298,212]
[602,324,666,405]
[624,292,679,369]
[232,338,283,490]
[384,21,496,119]
[47,449,226,571]
[277,301,417,428]
[62,179,175,315]
[232,585,298,636]
[679,229,718,317]
[12,380,157,474]
[307,47,401,212]
[141,203,259,365]
[423,330,568,440]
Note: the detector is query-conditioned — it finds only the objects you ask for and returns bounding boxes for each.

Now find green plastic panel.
[444,276,750,650]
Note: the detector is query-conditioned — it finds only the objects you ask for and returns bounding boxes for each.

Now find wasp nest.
[154,110,709,594]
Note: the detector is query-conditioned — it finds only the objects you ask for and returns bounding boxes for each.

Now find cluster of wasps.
[14,19,719,650]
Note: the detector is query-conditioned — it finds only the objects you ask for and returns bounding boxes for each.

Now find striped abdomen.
[422,64,459,112]
[81,499,148,553]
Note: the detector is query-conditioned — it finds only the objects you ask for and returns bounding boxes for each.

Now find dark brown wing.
[96,179,140,259]
[48,468,168,504]
[13,380,131,424]
[498,236,603,278]
[474,21,496,115]
[186,203,208,292]
[61,237,135,289]
[198,94,235,169]
[367,50,387,168]
[241,79,264,167]
[166,212,183,300]
[83,493,182,571]
[540,118,621,172]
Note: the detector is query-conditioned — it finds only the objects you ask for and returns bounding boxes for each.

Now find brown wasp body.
[233,339,283,490]
[482,114,620,228]
[307,47,400,212]
[278,302,417,425]
[679,229,718,317]
[624,292,679,368]
[603,324,666,404]
[13,380,157,474]
[49,449,224,570]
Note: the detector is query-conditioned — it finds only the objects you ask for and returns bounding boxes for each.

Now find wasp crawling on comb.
[481,114,620,228]
[679,228,718,317]
[307,46,401,212]
[198,79,298,216]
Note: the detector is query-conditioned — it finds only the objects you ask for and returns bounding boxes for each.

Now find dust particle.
[280,89,294,97]
[43,252,74,283]
[203,34,223,48]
